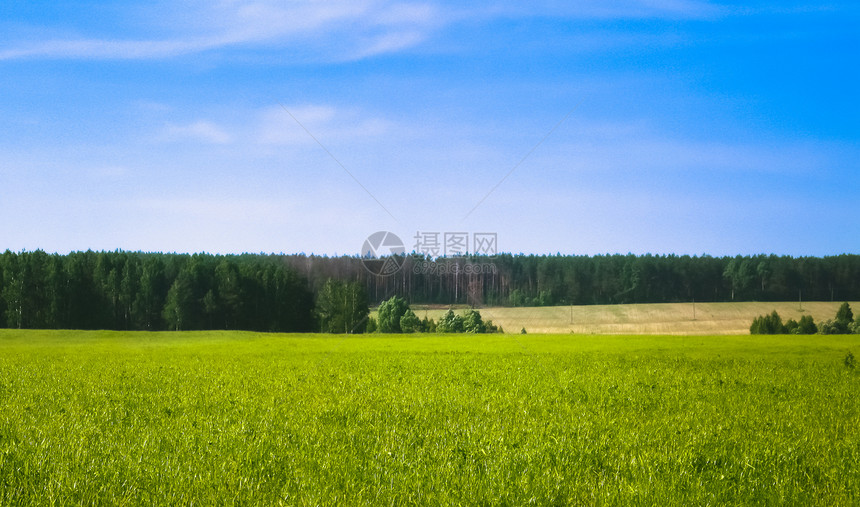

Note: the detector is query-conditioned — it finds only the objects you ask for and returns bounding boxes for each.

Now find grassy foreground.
[1,330,859,505]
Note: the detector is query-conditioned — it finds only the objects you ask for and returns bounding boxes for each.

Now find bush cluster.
[368,296,501,334]
[750,302,857,335]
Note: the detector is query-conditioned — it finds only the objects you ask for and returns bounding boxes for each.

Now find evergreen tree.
[2,252,23,329]
[136,255,166,330]
[215,260,242,329]
[750,310,786,334]
[163,269,194,331]
[836,302,854,325]
[317,279,369,333]
[462,309,486,333]
[400,308,421,333]
[119,256,139,329]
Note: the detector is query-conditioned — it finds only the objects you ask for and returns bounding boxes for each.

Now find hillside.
[412,301,860,335]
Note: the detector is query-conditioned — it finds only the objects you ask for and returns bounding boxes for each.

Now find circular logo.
[361,231,405,276]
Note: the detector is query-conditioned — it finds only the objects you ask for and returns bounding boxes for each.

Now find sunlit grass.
[1,330,858,504]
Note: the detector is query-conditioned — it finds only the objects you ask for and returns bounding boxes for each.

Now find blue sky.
[1,1,857,257]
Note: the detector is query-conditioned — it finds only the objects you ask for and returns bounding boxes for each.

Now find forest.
[1,250,859,331]
[285,252,860,307]
[0,250,314,331]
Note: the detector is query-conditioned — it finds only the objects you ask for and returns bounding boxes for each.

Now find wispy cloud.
[0,37,222,60]
[0,1,829,62]
[477,0,722,19]
[163,120,232,144]
[0,0,730,63]
[146,103,394,148]
[349,30,428,60]
[257,104,393,145]
[0,1,443,61]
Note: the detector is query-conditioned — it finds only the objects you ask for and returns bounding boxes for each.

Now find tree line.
[2,250,859,331]
[280,252,860,307]
[0,250,314,331]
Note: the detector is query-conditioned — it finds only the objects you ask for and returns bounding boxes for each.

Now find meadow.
[1,329,859,504]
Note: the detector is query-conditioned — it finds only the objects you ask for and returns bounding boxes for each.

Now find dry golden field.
[412,301,860,335]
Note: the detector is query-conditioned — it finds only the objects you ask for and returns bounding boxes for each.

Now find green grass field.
[414,301,860,335]
[1,330,859,504]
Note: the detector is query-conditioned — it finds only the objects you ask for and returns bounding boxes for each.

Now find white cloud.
[0,1,443,61]
[373,3,439,25]
[163,120,232,144]
[0,0,727,62]
[0,36,224,60]
[144,103,393,149]
[349,30,428,60]
[257,104,393,145]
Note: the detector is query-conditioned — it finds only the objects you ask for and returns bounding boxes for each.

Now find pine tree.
[836,302,854,325]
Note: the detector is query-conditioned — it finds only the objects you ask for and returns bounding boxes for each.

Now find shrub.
[421,316,436,333]
[377,296,409,333]
[818,319,841,335]
[819,303,856,334]
[400,309,421,333]
[462,310,486,333]
[797,315,817,334]
[433,310,498,334]
[750,311,786,334]
[749,317,764,334]
[436,310,464,333]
